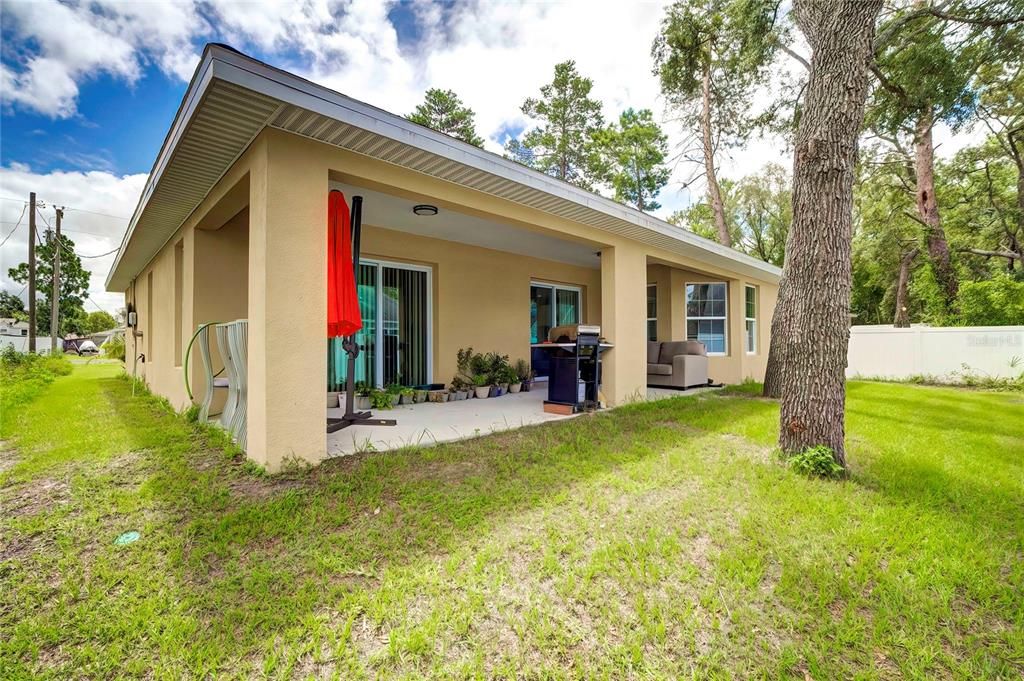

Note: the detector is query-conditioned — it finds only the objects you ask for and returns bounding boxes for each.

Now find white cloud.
[1,0,993,263]
[0,165,147,314]
[1,0,204,118]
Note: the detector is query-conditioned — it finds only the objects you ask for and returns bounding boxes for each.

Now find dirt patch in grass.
[0,442,18,474]
[2,476,71,518]
[225,475,304,502]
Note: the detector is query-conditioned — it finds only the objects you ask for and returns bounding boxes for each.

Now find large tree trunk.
[762,291,789,398]
[701,59,731,247]
[893,247,919,327]
[776,0,883,467]
[913,112,958,308]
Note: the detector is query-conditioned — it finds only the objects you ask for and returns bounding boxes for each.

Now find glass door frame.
[530,280,583,341]
[530,280,583,381]
[362,257,434,388]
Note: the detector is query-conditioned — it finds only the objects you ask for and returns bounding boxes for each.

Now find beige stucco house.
[106,44,781,472]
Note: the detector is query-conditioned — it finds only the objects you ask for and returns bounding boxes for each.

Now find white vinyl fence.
[847,325,1024,380]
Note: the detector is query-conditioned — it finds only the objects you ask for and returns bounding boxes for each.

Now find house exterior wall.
[646,264,776,385]
[359,225,601,388]
[123,127,779,471]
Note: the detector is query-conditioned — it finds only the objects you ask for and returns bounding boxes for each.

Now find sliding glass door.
[328,260,430,390]
[530,282,582,378]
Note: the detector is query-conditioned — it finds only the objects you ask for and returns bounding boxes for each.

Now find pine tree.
[407,88,485,147]
[504,61,604,190]
[593,109,671,212]
[653,0,784,246]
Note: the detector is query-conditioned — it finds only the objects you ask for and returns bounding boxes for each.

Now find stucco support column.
[726,278,746,384]
[246,133,328,471]
[600,245,647,406]
[669,268,688,341]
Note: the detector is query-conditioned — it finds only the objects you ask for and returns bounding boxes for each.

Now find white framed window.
[686,282,727,355]
[647,284,658,341]
[744,285,757,354]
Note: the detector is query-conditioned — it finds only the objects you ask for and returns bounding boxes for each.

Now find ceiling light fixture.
[413,204,438,216]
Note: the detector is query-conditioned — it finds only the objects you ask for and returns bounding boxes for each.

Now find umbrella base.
[327,411,397,433]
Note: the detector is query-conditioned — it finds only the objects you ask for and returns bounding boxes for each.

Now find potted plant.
[449,376,470,400]
[472,373,492,399]
[399,386,415,405]
[513,358,533,392]
[369,388,394,410]
[498,364,520,393]
[428,389,448,403]
[413,387,428,403]
[384,383,403,407]
[327,390,340,408]
[354,381,373,410]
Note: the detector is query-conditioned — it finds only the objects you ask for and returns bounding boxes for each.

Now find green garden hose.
[183,322,224,400]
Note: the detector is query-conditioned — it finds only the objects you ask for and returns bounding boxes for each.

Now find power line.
[63,206,130,221]
[1,196,129,221]
[47,225,120,260]
[76,247,120,259]
[0,203,28,248]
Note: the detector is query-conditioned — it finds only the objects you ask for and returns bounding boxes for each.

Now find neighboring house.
[0,318,30,338]
[1,319,60,354]
[105,44,781,471]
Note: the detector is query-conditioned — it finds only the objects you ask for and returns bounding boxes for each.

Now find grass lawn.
[1,363,1022,679]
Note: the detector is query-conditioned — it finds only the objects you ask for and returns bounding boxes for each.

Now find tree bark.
[776,0,883,467]
[893,248,919,327]
[701,59,731,247]
[762,293,789,398]
[913,112,958,308]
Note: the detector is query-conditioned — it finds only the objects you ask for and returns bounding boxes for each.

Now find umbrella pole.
[328,195,396,433]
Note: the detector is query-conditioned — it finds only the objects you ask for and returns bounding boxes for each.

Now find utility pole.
[28,192,36,353]
[51,207,63,353]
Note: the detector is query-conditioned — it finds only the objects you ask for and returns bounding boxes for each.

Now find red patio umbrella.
[327,190,363,338]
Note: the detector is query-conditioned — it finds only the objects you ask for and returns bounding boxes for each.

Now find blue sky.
[13,0,969,314]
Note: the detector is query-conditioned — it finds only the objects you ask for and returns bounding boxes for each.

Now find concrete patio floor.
[325,384,720,457]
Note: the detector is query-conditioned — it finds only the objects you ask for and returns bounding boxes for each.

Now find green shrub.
[786,445,846,480]
[369,388,393,410]
[0,349,73,423]
[954,273,1024,326]
[103,333,126,361]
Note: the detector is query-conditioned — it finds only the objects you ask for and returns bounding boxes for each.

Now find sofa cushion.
[681,340,707,356]
[647,341,662,364]
[658,341,688,364]
[647,363,672,376]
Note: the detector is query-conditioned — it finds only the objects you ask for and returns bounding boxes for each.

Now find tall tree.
[81,310,118,334]
[504,61,604,190]
[972,26,1024,267]
[867,1,1024,312]
[671,163,791,265]
[771,0,884,468]
[593,108,671,211]
[8,230,90,336]
[652,0,783,247]
[0,291,26,320]
[407,88,485,147]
